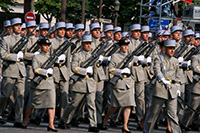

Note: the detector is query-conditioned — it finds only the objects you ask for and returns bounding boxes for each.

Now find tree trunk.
[61,0,66,21]
[99,0,102,19]
[81,0,85,24]
[30,0,34,12]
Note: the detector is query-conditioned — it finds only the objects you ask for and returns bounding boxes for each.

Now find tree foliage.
[34,0,61,23]
[0,0,15,13]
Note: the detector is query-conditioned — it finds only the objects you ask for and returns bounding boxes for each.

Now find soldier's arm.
[71,53,88,76]
[153,56,164,80]
[191,55,200,74]
[109,55,121,76]
[0,37,19,62]
[32,55,48,76]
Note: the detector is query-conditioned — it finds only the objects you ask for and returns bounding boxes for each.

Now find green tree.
[0,0,15,13]
[34,0,61,24]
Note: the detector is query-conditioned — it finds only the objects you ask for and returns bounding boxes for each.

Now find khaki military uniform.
[129,38,145,124]
[50,37,71,120]
[109,51,136,107]
[0,34,26,123]
[31,52,55,108]
[62,49,97,127]
[182,53,200,127]
[144,53,181,133]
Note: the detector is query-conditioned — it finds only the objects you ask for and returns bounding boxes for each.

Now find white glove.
[178,57,184,63]
[34,51,40,55]
[177,90,181,96]
[121,68,131,74]
[147,57,151,63]
[57,54,66,63]
[138,55,145,61]
[46,68,53,75]
[187,60,191,66]
[17,51,24,59]
[86,66,93,75]
[108,56,111,61]
[98,55,104,62]
[161,78,171,89]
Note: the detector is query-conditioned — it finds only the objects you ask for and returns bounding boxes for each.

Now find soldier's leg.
[62,92,85,124]
[86,91,97,127]
[96,81,104,124]
[177,84,185,121]
[135,80,145,125]
[144,96,165,133]
[182,93,200,127]
[15,77,25,123]
[0,77,16,116]
[102,81,112,113]
[59,80,69,121]
[167,97,181,133]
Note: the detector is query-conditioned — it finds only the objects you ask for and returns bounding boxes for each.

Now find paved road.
[0,120,199,133]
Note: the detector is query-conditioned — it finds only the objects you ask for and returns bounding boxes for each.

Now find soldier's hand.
[86,66,93,75]
[178,57,184,63]
[46,68,53,75]
[177,90,181,97]
[57,54,66,63]
[147,57,151,63]
[98,55,104,62]
[17,51,24,60]
[121,68,130,75]
[34,51,40,55]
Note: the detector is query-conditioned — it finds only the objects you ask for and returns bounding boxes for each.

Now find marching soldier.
[129,24,145,130]
[65,23,74,39]
[103,38,136,133]
[114,26,122,43]
[144,40,182,133]
[0,18,26,127]
[39,23,49,38]
[50,22,71,123]
[61,34,99,132]
[2,20,13,36]
[21,23,26,36]
[22,38,57,132]
[194,33,200,47]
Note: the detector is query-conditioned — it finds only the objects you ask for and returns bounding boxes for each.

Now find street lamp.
[114,0,120,27]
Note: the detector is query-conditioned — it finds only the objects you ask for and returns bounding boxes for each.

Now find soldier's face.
[27,27,36,36]
[57,28,65,38]
[40,44,50,53]
[171,31,181,41]
[77,30,84,38]
[105,31,114,40]
[141,32,149,42]
[165,47,175,57]
[120,45,128,53]
[40,29,48,37]
[194,39,200,47]
[81,42,91,52]
[66,29,73,38]
[12,24,22,35]
[21,29,27,36]
[114,32,122,41]
[91,29,101,39]
[130,30,141,40]
[160,36,169,42]
[49,33,55,39]
[183,35,194,45]
[4,27,12,35]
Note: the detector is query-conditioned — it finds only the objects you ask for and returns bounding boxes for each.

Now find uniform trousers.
[144,96,181,133]
[62,91,97,127]
[0,77,25,122]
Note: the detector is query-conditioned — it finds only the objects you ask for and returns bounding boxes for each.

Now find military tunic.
[109,51,136,107]
[31,52,55,108]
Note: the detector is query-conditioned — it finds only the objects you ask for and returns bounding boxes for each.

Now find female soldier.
[22,38,57,132]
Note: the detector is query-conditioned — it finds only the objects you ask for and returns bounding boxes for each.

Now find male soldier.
[21,23,26,36]
[0,18,26,127]
[100,32,106,41]
[71,23,85,54]
[61,34,99,132]
[129,24,145,130]
[122,32,129,39]
[181,45,200,131]
[170,25,186,120]
[144,40,182,133]
[65,23,74,39]
[194,33,200,47]
[50,22,71,123]
[39,23,49,38]
[114,26,122,43]
[2,20,13,36]
[90,22,107,129]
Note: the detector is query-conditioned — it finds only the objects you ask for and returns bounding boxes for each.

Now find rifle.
[32,31,79,85]
[10,26,38,54]
[183,45,200,61]
[174,35,194,58]
[109,41,148,86]
[70,32,116,83]
[27,27,53,53]
[71,38,82,54]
